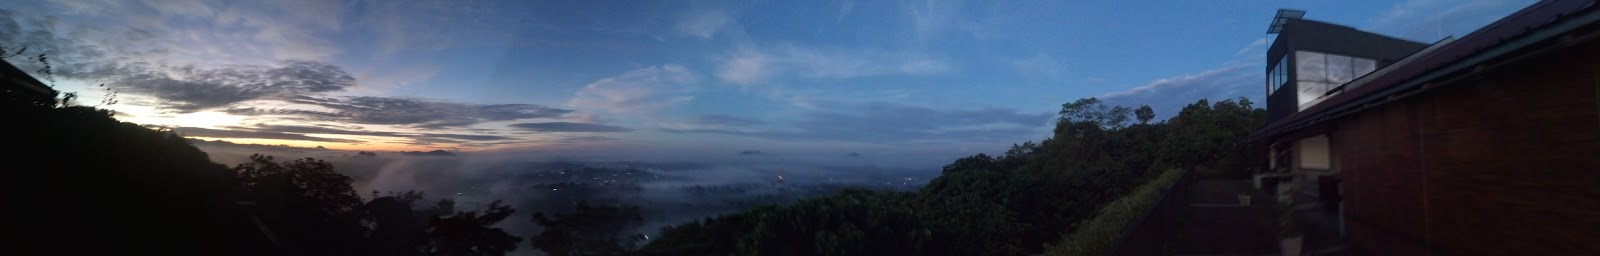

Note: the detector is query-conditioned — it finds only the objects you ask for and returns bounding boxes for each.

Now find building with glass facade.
[1263,10,1427,122]
[1247,1,1600,254]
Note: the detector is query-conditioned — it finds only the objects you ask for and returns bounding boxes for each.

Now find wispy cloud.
[664,101,1049,144]
[836,0,855,24]
[113,61,357,112]
[223,124,519,146]
[174,126,361,143]
[1235,38,1267,57]
[1096,63,1260,120]
[1012,52,1067,80]
[277,96,574,129]
[1364,0,1534,41]
[714,44,950,85]
[511,122,633,133]
[569,65,698,114]
[675,10,733,39]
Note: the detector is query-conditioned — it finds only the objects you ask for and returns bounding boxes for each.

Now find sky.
[1,0,1535,157]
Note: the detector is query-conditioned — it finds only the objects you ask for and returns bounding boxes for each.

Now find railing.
[1104,167,1197,256]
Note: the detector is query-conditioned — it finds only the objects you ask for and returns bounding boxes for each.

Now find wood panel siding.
[1334,38,1600,255]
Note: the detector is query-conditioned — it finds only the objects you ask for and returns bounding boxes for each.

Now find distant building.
[1248,0,1600,254]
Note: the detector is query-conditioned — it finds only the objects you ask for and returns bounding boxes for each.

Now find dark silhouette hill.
[5,59,519,255]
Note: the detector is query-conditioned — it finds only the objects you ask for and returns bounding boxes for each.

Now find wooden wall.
[1332,39,1600,255]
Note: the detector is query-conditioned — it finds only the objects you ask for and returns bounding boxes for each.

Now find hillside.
[6,59,1265,255]
[634,98,1267,255]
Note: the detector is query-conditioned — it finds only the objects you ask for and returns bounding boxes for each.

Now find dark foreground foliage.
[7,67,1263,255]
[634,97,1266,256]
[8,89,520,255]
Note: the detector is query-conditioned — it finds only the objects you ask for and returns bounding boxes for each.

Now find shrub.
[1040,168,1183,256]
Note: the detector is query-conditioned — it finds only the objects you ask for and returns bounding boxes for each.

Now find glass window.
[1326,54,1354,84]
[1269,55,1289,92]
[1298,81,1334,106]
[1278,55,1288,87]
[1278,51,1379,98]
[1353,58,1376,79]
[1296,51,1327,83]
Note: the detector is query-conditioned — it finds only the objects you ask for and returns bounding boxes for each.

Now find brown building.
[1248,0,1600,254]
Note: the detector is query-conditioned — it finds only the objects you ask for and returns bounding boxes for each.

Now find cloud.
[569,65,697,113]
[715,48,773,85]
[693,114,765,126]
[1235,38,1267,57]
[908,0,958,39]
[1364,0,1534,41]
[173,126,361,143]
[554,135,621,144]
[424,134,514,141]
[223,124,518,146]
[281,96,575,129]
[664,101,1050,144]
[112,61,357,112]
[654,114,767,135]
[238,124,401,137]
[511,122,633,133]
[836,0,855,24]
[675,10,732,39]
[1096,63,1261,120]
[1012,53,1067,80]
[714,45,950,85]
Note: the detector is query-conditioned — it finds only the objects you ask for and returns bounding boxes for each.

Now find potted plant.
[1278,186,1303,256]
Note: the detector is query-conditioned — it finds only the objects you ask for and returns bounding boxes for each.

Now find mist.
[190,140,952,243]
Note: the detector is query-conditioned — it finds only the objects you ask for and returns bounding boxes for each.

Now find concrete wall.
[1333,35,1600,255]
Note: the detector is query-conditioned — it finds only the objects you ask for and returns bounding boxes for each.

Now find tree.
[1058,97,1133,130]
[365,191,434,256]
[640,97,1270,256]
[232,155,370,255]
[529,201,646,256]
[942,153,998,175]
[1005,141,1038,160]
[1135,105,1155,124]
[424,200,522,256]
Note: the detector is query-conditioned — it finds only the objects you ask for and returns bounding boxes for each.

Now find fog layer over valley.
[192,140,937,237]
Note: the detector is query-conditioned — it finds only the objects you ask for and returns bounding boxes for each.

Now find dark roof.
[1267,9,1307,34]
[1247,0,1599,141]
[2,59,59,106]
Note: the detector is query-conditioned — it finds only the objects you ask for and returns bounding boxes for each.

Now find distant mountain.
[738,150,763,155]
[402,149,456,156]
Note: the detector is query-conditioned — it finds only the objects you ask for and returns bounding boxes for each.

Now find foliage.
[13,104,258,255]
[6,54,1268,256]
[529,201,647,256]
[1135,105,1156,124]
[1278,186,1301,237]
[641,97,1269,255]
[1058,97,1133,130]
[425,200,523,255]
[232,155,371,255]
[1005,141,1038,160]
[1039,168,1184,256]
[8,85,522,255]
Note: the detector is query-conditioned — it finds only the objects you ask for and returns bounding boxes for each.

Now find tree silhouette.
[365,191,434,256]
[424,200,522,256]
[232,155,369,255]
[1136,105,1155,124]
[529,201,646,256]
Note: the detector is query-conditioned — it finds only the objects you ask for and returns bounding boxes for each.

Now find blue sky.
[1,0,1533,158]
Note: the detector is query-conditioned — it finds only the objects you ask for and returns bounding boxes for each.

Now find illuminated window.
[1293,50,1377,106]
